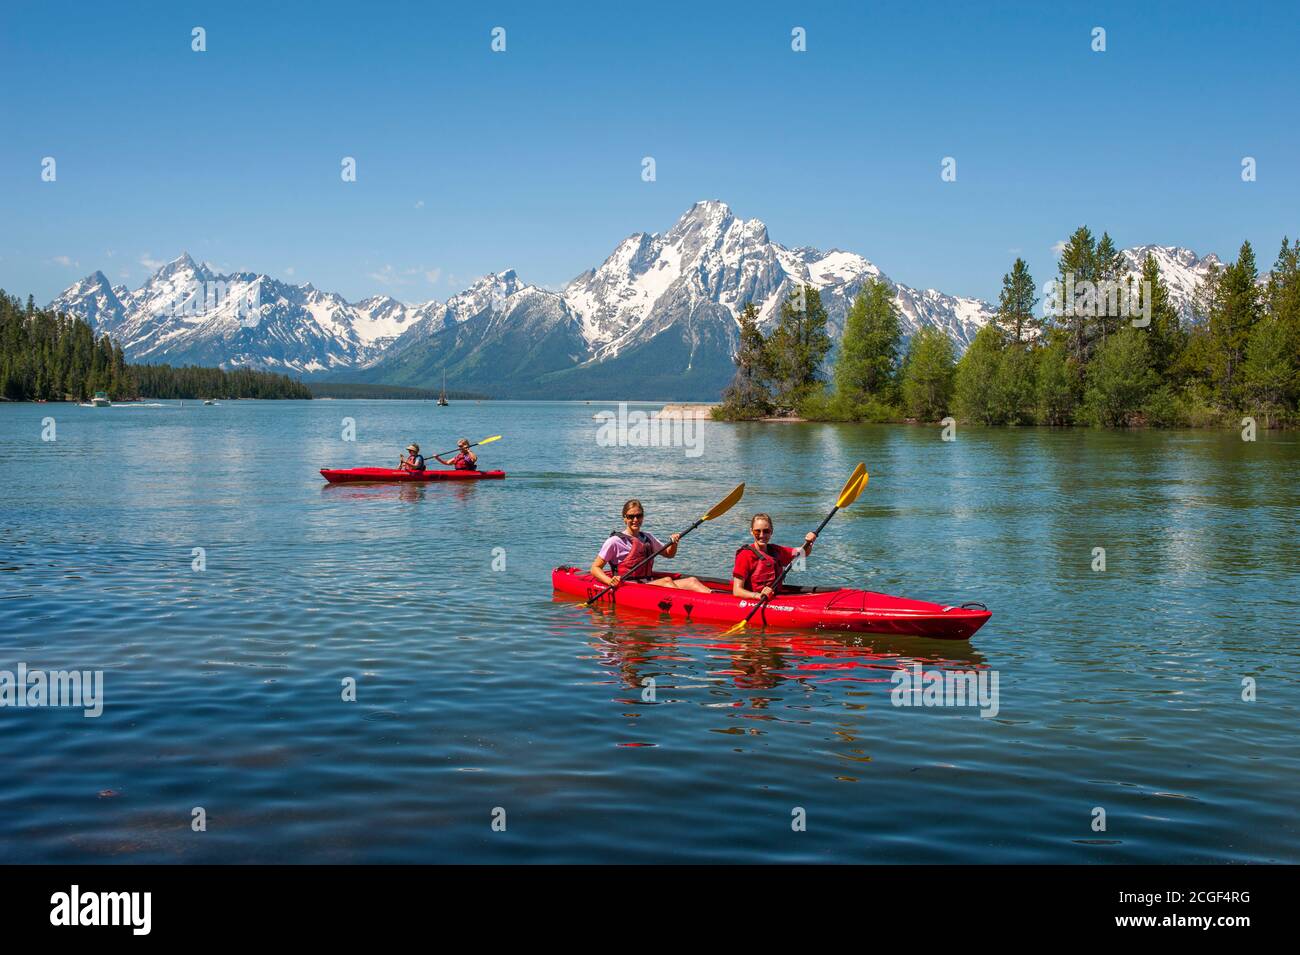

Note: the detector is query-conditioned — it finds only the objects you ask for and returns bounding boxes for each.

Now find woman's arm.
[659,533,679,559]
[732,577,772,600]
[590,555,617,587]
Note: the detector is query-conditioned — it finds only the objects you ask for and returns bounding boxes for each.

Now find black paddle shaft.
[738,505,839,627]
[585,516,705,605]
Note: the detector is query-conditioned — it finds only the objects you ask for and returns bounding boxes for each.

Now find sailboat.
[437,371,449,406]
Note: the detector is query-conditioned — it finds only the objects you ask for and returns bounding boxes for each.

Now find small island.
[713,230,1298,430]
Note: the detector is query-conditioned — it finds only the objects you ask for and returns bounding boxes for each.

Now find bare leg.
[650,576,712,594]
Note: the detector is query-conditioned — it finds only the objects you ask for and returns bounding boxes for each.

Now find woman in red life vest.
[732,512,816,600]
[398,443,426,472]
[435,438,478,470]
[590,499,712,593]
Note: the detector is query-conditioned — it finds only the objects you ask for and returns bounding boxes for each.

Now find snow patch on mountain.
[47,203,1224,385]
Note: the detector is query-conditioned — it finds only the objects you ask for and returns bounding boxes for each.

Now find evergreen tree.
[1035,331,1079,426]
[1093,232,1126,347]
[766,285,831,413]
[1055,226,1098,365]
[1138,252,1183,379]
[834,279,901,406]
[1242,315,1296,423]
[1264,237,1300,410]
[1082,327,1158,426]
[953,325,1005,424]
[1207,241,1263,407]
[899,326,955,420]
[717,302,774,419]
[992,343,1037,424]
[994,258,1038,344]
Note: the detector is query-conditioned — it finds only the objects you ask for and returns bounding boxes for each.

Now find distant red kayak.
[552,566,990,640]
[320,467,506,483]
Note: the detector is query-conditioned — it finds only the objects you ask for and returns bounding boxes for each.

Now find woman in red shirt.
[732,513,816,600]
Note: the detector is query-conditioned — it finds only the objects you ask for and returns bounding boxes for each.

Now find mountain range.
[48,201,1224,399]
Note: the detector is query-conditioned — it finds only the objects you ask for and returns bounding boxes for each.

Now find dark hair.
[750,512,773,529]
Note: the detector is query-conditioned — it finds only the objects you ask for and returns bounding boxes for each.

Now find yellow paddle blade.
[702,483,745,522]
[722,620,748,636]
[835,463,867,508]
[838,469,869,508]
[476,435,503,446]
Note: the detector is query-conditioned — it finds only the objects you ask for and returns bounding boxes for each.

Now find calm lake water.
[1,399,1296,863]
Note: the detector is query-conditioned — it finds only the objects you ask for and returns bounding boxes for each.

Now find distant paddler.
[398,443,426,472]
[435,438,478,471]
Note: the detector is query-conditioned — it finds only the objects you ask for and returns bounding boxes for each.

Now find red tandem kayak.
[321,467,506,483]
[552,566,991,640]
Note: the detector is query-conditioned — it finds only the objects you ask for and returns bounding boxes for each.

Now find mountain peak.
[673,199,734,230]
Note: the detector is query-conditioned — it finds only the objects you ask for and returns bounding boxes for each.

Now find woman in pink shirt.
[589,499,711,593]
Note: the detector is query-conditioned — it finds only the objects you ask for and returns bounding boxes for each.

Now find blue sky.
[2,0,1296,306]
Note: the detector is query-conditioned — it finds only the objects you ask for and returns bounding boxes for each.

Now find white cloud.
[424,268,441,284]
[1050,240,1067,256]
[414,199,425,209]
[140,253,165,270]
[52,255,77,267]
[368,264,401,286]
[284,266,295,276]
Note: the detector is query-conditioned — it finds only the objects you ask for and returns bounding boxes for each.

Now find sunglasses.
[752,528,773,536]
[624,513,645,520]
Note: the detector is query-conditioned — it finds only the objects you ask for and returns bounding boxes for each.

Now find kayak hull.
[552,566,990,640]
[321,467,505,483]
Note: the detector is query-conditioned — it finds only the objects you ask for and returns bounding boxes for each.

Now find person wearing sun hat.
[398,443,426,472]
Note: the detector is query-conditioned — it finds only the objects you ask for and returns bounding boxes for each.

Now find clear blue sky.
[2,0,1296,306]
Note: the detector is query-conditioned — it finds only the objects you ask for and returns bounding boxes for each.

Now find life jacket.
[404,454,425,471]
[736,543,787,591]
[452,451,476,470]
[612,531,657,580]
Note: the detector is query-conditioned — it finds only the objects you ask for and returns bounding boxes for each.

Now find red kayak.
[321,467,506,483]
[552,566,990,640]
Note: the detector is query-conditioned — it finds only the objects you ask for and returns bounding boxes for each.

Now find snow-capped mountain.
[1120,246,1224,319]
[50,253,418,372]
[563,200,990,360]
[49,271,131,333]
[364,200,1002,397]
[48,201,1224,398]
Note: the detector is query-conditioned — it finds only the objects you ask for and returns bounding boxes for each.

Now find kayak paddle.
[585,482,746,606]
[722,464,868,635]
[431,434,502,458]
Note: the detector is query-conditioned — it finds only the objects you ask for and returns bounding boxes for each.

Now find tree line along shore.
[0,292,310,400]
[715,229,1300,429]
